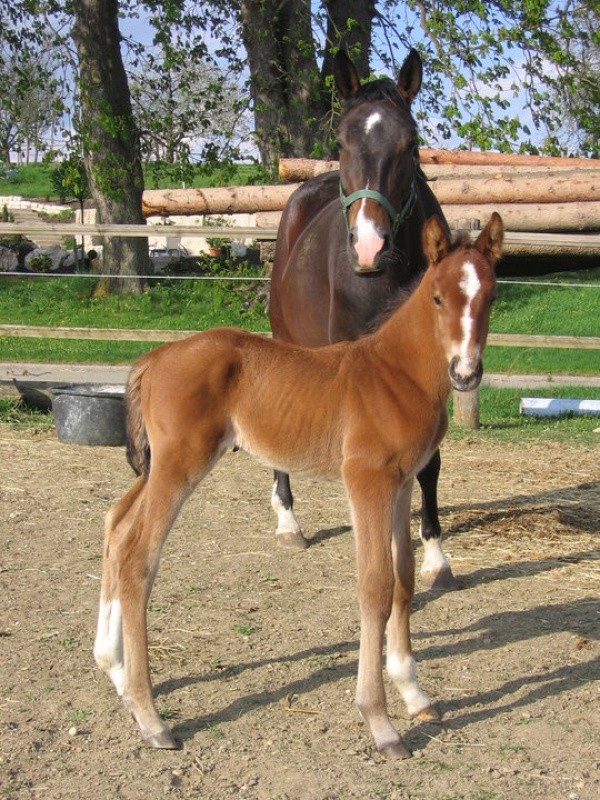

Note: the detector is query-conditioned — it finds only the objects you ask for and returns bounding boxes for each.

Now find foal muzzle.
[448,356,483,392]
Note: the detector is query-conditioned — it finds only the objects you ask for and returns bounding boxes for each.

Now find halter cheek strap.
[340,180,416,236]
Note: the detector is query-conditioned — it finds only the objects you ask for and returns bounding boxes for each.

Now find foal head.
[334,49,422,273]
[423,213,503,391]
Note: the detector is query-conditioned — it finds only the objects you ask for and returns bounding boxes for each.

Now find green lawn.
[1,268,597,370]
[0,162,266,200]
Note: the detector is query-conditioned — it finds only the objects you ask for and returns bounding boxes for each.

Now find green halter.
[339,180,416,235]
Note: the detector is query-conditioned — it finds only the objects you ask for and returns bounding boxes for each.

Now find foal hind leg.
[271,469,308,549]
[94,476,146,696]
[116,460,197,749]
[417,450,458,591]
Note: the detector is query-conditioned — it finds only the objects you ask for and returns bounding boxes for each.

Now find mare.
[269,49,456,591]
[94,213,503,757]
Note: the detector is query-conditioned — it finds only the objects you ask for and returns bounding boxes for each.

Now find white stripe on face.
[354,184,385,267]
[458,260,481,362]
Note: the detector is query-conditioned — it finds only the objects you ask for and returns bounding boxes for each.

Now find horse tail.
[125,358,151,476]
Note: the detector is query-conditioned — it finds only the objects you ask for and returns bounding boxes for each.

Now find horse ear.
[334,49,361,100]
[423,216,450,265]
[474,212,504,266]
[397,49,422,103]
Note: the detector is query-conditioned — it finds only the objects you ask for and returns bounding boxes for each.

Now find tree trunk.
[239,0,328,176]
[71,0,147,294]
[321,0,375,81]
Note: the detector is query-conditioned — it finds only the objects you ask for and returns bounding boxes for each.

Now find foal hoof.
[144,729,180,750]
[421,566,460,593]
[412,705,442,723]
[276,530,309,550]
[379,740,412,760]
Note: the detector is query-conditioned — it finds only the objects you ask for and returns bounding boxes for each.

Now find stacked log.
[277,155,600,233]
[141,150,600,244]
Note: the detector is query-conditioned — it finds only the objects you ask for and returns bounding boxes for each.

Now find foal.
[94,214,503,757]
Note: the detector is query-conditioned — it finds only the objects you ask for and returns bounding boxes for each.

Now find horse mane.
[343,77,409,113]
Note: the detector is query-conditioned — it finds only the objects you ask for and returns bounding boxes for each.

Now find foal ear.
[334,49,361,100]
[423,215,450,265]
[397,48,423,103]
[475,212,504,266]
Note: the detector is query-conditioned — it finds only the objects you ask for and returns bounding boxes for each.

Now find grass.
[485,268,600,375]
[0,162,266,200]
[0,163,57,199]
[0,267,598,367]
[448,385,600,445]
[0,270,270,363]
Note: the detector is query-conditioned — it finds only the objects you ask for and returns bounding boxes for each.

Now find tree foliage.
[0,43,65,165]
[0,1,596,290]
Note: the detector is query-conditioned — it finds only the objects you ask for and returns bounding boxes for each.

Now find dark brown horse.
[269,49,456,590]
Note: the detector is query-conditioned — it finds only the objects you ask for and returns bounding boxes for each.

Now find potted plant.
[204,215,230,257]
[206,236,225,257]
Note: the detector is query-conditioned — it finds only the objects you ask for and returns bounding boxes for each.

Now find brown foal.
[94,214,503,757]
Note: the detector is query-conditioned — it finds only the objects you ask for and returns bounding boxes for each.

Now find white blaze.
[457,261,481,366]
[354,200,385,268]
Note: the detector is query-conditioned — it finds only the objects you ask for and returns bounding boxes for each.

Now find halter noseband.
[340,180,416,236]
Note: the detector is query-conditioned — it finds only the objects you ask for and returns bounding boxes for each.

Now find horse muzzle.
[448,356,483,392]
[349,229,391,274]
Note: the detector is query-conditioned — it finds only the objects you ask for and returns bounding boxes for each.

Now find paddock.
[0,428,597,799]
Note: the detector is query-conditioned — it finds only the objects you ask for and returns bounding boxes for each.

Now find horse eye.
[433,295,442,306]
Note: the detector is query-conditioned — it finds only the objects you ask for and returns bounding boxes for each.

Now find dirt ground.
[0,427,598,800]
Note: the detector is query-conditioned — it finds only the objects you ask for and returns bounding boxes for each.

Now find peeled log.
[431,174,598,204]
[420,149,599,168]
[142,184,301,217]
[257,202,600,232]
[279,154,600,181]
[443,202,600,232]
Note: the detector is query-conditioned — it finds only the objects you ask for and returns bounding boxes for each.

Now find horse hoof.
[144,729,180,749]
[412,705,441,723]
[379,741,412,760]
[276,530,309,550]
[421,566,460,592]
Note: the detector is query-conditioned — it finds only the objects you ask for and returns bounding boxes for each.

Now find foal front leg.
[387,484,438,727]
[344,463,409,758]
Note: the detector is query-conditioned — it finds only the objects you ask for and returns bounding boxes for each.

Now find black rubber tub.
[51,384,126,446]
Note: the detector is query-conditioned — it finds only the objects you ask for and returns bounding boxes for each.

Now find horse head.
[334,48,422,274]
[423,213,503,392]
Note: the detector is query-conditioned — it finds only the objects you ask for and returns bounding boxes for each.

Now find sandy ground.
[0,428,598,799]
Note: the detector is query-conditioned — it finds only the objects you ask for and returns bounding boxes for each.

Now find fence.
[1,220,599,428]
